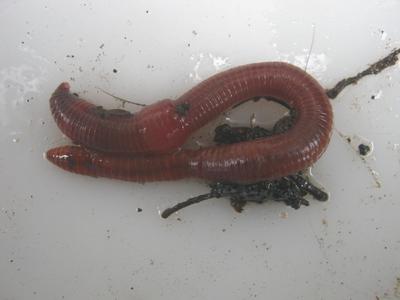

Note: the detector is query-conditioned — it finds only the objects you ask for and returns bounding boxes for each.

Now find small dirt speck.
[99,43,104,49]
[113,69,118,73]
[358,143,371,156]
[136,208,142,213]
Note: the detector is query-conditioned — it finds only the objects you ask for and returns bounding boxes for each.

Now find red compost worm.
[47,62,333,183]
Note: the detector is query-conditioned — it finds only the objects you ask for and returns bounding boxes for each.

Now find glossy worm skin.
[47,62,333,183]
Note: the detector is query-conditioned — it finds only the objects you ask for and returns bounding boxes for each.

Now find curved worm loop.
[47,62,333,183]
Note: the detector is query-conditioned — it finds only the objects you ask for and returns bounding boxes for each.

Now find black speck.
[99,43,104,49]
[371,95,375,99]
[94,106,107,118]
[9,259,14,263]
[130,286,134,290]
[72,92,79,97]
[358,143,371,156]
[346,137,351,143]
[136,208,142,212]
[145,10,149,13]
[21,41,25,44]
[187,43,191,47]
[113,68,118,73]
[175,102,190,117]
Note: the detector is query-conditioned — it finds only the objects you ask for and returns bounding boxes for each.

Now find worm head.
[46,146,95,176]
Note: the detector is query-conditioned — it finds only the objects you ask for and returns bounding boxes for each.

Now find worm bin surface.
[0,1,399,299]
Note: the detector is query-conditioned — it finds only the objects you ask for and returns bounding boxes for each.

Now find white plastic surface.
[1,1,400,299]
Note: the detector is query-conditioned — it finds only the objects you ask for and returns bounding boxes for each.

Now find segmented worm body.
[47,62,333,183]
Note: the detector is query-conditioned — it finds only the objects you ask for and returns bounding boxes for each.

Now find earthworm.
[47,62,333,183]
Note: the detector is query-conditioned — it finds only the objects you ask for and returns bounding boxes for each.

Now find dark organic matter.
[162,123,328,218]
[326,48,400,99]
